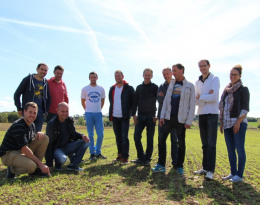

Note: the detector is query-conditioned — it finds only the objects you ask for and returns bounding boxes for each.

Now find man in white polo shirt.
[81,72,106,160]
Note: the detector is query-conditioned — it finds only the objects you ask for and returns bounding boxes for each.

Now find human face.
[115,72,124,84]
[23,106,37,125]
[89,74,98,85]
[162,69,172,83]
[143,70,153,84]
[172,66,184,81]
[54,69,64,82]
[230,68,241,85]
[58,104,69,122]
[198,60,210,75]
[36,65,48,79]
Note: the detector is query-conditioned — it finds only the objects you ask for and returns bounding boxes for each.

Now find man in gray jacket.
[152,64,195,174]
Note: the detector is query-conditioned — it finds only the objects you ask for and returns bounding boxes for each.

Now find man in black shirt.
[45,102,90,172]
[0,102,50,179]
[132,68,158,166]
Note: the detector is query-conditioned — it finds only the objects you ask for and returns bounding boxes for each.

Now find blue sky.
[0,0,260,117]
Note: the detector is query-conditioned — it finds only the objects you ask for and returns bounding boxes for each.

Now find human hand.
[18,110,23,117]
[196,94,200,99]
[133,115,138,125]
[82,135,90,143]
[220,122,223,134]
[184,124,191,129]
[233,121,240,134]
[35,132,45,140]
[152,117,157,124]
[158,91,164,96]
[160,118,164,127]
[209,90,214,94]
[40,164,51,176]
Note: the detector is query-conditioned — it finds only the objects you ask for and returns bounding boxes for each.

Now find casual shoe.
[222,174,233,180]
[143,160,151,166]
[205,171,214,180]
[131,159,144,165]
[152,164,166,172]
[55,165,63,171]
[120,158,129,165]
[89,154,97,161]
[6,167,15,179]
[194,169,207,175]
[177,167,184,174]
[67,164,83,171]
[29,168,49,177]
[96,154,107,159]
[112,154,122,163]
[230,175,243,183]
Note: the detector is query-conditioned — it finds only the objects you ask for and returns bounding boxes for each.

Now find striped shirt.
[0,118,35,157]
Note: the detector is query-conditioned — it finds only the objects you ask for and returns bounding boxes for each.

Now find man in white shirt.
[194,59,220,180]
[81,72,106,160]
[108,70,135,164]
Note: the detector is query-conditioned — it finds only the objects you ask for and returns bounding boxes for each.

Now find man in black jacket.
[131,68,158,166]
[109,70,135,164]
[14,63,51,132]
[45,102,89,172]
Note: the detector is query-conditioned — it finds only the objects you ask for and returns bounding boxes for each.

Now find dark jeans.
[224,123,247,178]
[113,117,130,159]
[134,115,156,161]
[199,114,218,172]
[47,112,57,123]
[158,120,178,166]
[158,115,186,168]
[34,113,44,132]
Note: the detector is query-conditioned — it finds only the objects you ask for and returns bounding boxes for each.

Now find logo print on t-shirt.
[172,84,182,98]
[88,91,101,103]
[34,84,43,99]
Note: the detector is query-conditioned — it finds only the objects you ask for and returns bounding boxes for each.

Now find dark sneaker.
[89,154,97,161]
[6,167,15,179]
[55,164,63,171]
[152,164,166,172]
[112,154,122,163]
[29,168,49,177]
[131,159,144,165]
[67,164,83,171]
[120,158,129,165]
[143,160,151,166]
[96,154,107,159]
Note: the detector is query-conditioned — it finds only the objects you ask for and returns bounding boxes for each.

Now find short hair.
[172,64,185,74]
[37,63,48,69]
[199,59,210,65]
[89,71,98,78]
[143,68,153,76]
[54,65,64,72]
[58,102,69,110]
[115,70,123,75]
[24,102,38,111]
[232,64,242,75]
[162,67,172,73]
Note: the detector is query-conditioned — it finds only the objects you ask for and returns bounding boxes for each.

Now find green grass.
[0,125,260,204]
[248,122,260,128]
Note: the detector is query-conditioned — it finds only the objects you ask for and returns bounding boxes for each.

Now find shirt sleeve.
[239,109,248,118]
[11,124,29,149]
[101,87,106,98]
[81,87,86,99]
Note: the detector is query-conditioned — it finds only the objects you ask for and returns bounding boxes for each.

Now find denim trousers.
[134,115,156,161]
[158,115,186,168]
[54,140,89,166]
[224,122,247,178]
[85,112,104,155]
[158,119,178,166]
[34,113,44,132]
[112,117,130,159]
[199,114,218,172]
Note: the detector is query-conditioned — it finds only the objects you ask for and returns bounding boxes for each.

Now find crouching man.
[45,102,89,172]
[0,102,50,179]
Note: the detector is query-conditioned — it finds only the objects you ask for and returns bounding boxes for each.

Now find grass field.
[0,124,260,204]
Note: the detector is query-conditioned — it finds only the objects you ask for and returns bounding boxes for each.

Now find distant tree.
[76,117,86,126]
[247,117,257,122]
[0,113,8,123]
[8,112,21,123]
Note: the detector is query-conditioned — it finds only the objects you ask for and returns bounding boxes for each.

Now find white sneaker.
[194,169,207,175]
[222,174,233,180]
[230,175,243,183]
[205,171,214,180]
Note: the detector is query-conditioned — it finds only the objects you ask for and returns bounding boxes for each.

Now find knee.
[55,154,67,165]
[83,142,90,149]
[41,134,49,145]
[27,162,37,174]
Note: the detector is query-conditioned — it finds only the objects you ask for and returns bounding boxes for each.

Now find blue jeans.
[113,117,130,159]
[134,115,156,161]
[34,113,44,132]
[224,122,247,178]
[85,112,104,155]
[158,119,178,166]
[199,114,218,172]
[54,140,89,166]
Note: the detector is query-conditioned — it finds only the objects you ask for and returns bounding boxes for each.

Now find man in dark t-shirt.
[45,102,90,172]
[0,102,50,179]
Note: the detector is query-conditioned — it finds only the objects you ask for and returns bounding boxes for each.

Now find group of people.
[0,60,250,183]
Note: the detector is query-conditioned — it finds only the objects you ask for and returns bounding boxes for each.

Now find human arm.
[45,122,55,168]
[185,84,196,126]
[198,76,220,103]
[64,83,69,104]
[81,98,86,110]
[46,82,51,114]
[101,98,105,109]
[132,85,139,116]
[14,77,27,111]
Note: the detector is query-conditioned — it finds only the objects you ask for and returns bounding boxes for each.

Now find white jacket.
[160,78,195,126]
[195,73,220,115]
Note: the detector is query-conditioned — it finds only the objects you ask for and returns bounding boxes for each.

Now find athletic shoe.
[112,154,122,163]
[205,171,214,180]
[131,159,144,165]
[143,160,151,166]
[67,164,83,171]
[222,174,233,180]
[152,164,166,172]
[89,154,96,161]
[230,175,243,183]
[177,167,184,174]
[96,154,107,159]
[6,167,15,179]
[29,168,49,177]
[194,169,207,175]
[55,164,63,171]
[120,158,129,165]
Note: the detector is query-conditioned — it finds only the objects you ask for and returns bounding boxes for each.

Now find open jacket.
[45,116,83,167]
[14,73,51,114]
[160,78,195,126]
